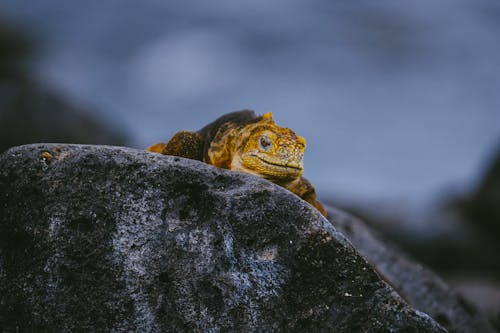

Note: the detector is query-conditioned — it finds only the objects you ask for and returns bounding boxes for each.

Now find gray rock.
[327,207,496,333]
[0,144,445,332]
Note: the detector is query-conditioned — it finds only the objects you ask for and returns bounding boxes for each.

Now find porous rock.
[328,208,496,333]
[0,144,445,332]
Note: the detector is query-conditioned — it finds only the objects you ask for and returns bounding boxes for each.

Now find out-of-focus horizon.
[1,0,499,212]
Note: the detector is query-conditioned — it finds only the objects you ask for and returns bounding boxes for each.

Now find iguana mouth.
[255,155,303,171]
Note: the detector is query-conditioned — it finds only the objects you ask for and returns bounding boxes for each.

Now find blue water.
[1,0,499,211]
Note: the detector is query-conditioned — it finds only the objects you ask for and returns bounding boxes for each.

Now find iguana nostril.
[279,148,290,159]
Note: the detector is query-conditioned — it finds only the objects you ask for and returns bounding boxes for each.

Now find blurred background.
[1,0,499,326]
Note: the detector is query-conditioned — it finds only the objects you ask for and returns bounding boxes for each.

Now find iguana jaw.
[237,152,304,180]
[254,154,303,171]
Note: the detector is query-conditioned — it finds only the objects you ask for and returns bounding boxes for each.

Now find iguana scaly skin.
[147,110,326,216]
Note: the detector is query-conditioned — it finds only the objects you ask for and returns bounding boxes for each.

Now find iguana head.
[232,112,306,181]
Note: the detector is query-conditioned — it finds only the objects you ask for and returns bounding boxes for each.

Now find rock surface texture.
[327,208,496,333]
[0,144,445,332]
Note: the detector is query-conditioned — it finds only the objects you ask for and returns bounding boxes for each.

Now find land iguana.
[147,110,327,216]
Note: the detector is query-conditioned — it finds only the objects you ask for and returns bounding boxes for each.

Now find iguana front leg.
[283,177,327,217]
[147,131,205,161]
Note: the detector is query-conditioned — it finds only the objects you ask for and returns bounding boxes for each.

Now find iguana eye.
[259,135,272,151]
